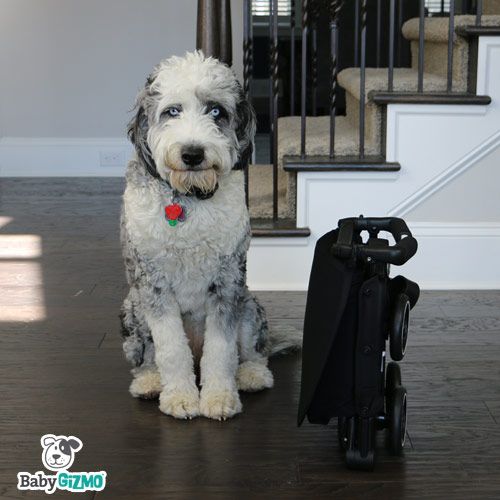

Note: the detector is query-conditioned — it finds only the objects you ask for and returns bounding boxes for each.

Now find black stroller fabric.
[297,229,355,425]
[298,228,419,426]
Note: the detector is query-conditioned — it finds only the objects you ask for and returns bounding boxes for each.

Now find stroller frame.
[298,216,419,470]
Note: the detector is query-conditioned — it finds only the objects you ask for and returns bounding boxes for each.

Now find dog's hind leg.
[130,363,162,400]
[237,294,274,392]
[129,339,162,400]
[121,290,162,399]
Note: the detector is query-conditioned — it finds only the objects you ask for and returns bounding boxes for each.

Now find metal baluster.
[243,0,252,207]
[329,1,344,158]
[388,0,396,91]
[243,0,253,96]
[376,0,382,67]
[418,0,425,93]
[397,0,404,67]
[354,0,360,67]
[270,0,279,221]
[359,0,367,158]
[300,0,309,159]
[476,0,483,25]
[268,0,274,164]
[311,1,319,116]
[290,0,296,115]
[447,0,455,93]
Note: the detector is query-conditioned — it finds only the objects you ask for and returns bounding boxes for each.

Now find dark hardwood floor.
[1,179,500,499]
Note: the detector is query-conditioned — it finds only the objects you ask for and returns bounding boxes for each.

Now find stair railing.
[197,0,486,222]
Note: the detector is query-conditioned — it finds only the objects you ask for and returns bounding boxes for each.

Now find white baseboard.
[0,137,132,176]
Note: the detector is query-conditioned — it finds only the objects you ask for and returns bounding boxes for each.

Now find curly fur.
[120,51,279,420]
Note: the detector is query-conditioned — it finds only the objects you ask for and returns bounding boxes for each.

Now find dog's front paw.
[199,386,242,420]
[159,386,200,419]
[129,369,162,400]
[237,361,274,392]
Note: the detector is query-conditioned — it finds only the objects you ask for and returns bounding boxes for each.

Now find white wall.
[0,0,243,139]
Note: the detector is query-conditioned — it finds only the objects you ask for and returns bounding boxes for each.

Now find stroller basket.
[298,216,420,470]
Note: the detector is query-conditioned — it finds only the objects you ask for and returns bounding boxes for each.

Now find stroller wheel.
[345,417,376,471]
[390,293,410,361]
[337,417,348,451]
[346,448,375,471]
[388,386,407,455]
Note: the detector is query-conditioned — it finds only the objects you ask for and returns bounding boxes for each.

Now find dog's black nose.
[181,147,205,167]
[52,454,60,460]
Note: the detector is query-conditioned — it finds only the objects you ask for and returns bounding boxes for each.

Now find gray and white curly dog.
[120,51,300,420]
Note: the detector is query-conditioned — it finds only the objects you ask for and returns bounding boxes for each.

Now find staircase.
[248,14,500,225]
[246,16,500,289]
[193,1,500,288]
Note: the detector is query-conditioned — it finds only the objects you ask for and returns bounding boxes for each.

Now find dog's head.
[41,434,82,471]
[128,51,256,195]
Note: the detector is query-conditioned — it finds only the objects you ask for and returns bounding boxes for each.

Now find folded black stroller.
[298,216,419,470]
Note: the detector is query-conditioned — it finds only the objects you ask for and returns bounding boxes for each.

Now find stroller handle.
[332,217,418,265]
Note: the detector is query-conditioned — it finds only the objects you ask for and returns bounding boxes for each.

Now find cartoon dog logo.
[41,434,82,471]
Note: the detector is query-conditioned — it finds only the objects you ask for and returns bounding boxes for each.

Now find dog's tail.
[267,325,303,357]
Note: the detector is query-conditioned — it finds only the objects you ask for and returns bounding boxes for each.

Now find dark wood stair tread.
[456,25,500,37]
[371,92,491,105]
[283,155,401,172]
[251,218,311,237]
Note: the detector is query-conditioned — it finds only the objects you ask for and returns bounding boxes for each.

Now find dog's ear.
[234,87,256,171]
[127,76,158,178]
[67,437,82,452]
[41,435,56,448]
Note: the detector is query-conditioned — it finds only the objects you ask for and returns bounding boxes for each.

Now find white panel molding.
[388,128,500,217]
[0,137,132,176]
[477,37,500,96]
[385,105,488,163]
[403,222,500,290]
[409,222,500,237]
[250,237,309,247]
[296,171,401,229]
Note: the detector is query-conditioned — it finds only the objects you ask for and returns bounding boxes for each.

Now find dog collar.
[185,184,219,200]
[153,172,219,200]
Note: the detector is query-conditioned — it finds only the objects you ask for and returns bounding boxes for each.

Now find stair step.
[339,68,449,100]
[283,155,400,172]
[339,67,448,146]
[248,163,288,219]
[402,15,500,43]
[278,115,379,157]
[402,15,500,92]
[456,25,500,37]
[250,218,310,238]
[277,115,381,217]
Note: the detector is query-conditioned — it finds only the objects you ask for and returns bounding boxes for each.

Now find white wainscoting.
[0,138,131,176]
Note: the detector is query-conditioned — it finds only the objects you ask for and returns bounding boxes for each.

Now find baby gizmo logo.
[17,434,106,494]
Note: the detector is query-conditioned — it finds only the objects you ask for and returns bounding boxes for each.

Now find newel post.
[197,0,232,66]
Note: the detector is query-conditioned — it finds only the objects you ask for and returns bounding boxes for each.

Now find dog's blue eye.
[209,107,221,118]
[166,107,180,117]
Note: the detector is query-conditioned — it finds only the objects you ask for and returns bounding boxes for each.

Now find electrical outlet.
[99,149,126,167]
